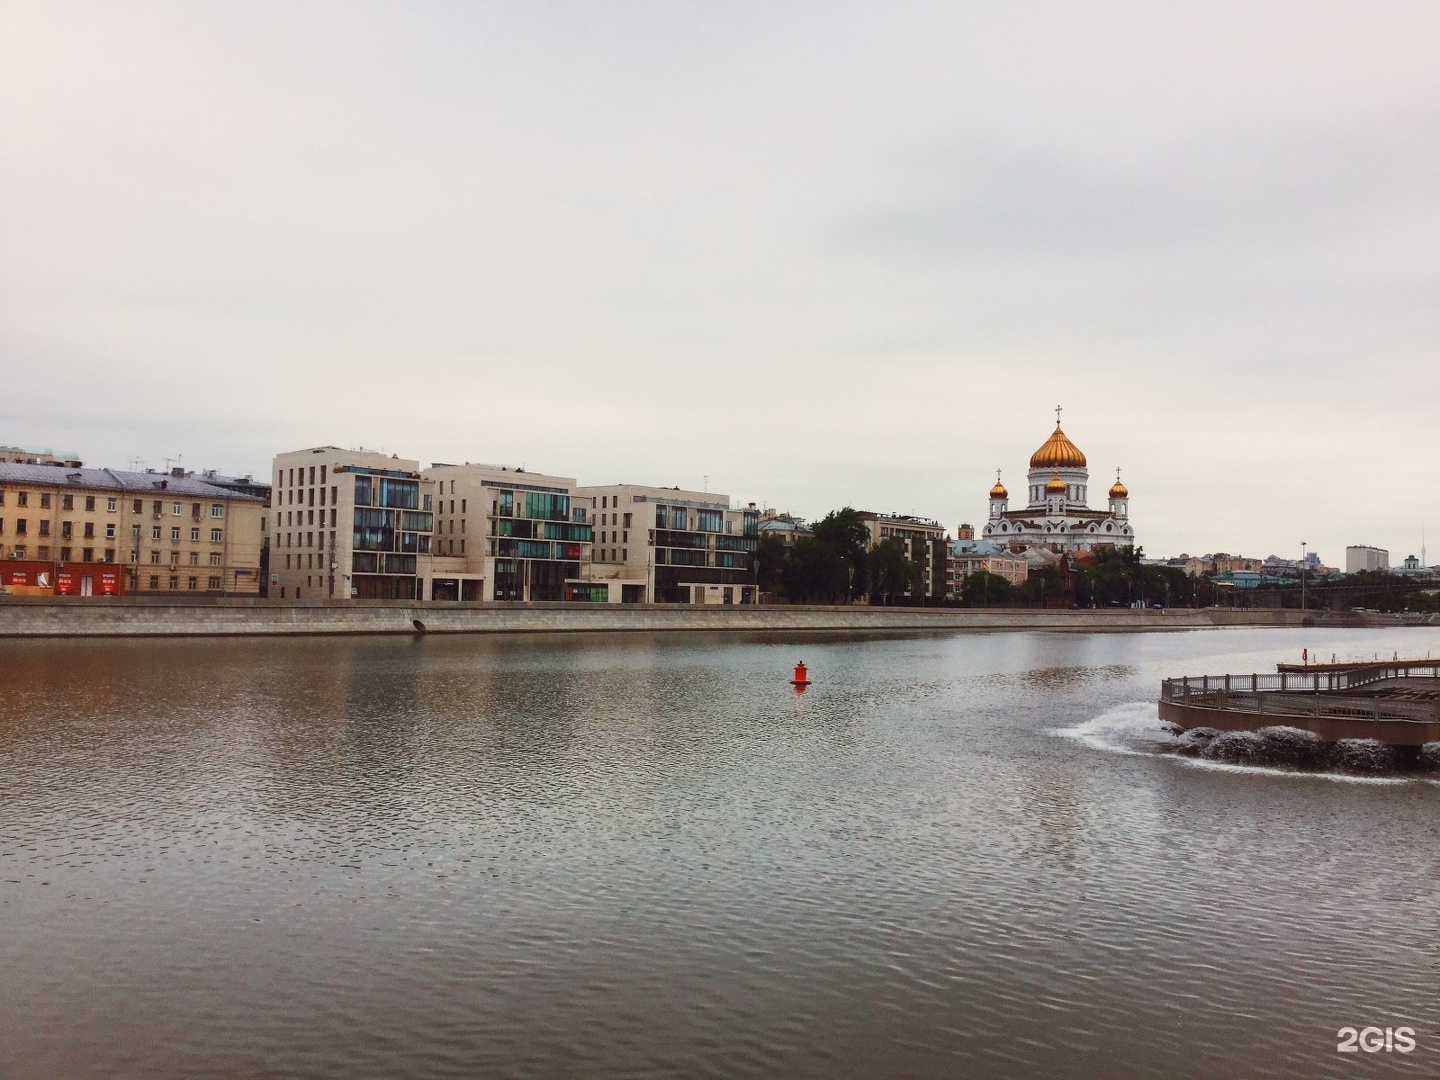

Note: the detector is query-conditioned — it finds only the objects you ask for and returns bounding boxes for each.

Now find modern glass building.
[270,447,434,600]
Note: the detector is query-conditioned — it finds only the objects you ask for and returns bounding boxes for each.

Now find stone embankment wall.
[0,597,1311,638]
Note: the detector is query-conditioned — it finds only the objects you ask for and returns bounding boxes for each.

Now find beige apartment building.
[0,461,265,594]
[859,512,951,602]
[575,484,759,604]
[423,462,593,601]
[270,447,434,600]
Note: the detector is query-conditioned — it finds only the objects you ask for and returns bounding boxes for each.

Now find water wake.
[1051,702,1175,757]
[1056,706,1440,785]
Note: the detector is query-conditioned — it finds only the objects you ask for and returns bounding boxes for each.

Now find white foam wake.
[1055,704,1427,785]
[1175,756,1412,785]
[1051,702,1175,757]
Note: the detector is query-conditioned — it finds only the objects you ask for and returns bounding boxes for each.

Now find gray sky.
[3,2,1437,565]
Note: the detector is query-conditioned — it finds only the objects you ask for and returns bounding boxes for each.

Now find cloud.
[1,1,1437,563]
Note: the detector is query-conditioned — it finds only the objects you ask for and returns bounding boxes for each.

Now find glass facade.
[349,468,431,589]
[524,490,569,521]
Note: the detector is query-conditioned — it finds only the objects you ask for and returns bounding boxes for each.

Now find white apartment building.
[575,484,759,604]
[270,447,434,600]
[1345,545,1389,574]
[423,462,593,602]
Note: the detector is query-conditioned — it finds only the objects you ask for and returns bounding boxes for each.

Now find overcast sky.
[3,2,1437,564]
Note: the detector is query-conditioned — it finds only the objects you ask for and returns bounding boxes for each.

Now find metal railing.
[1161,662,1440,724]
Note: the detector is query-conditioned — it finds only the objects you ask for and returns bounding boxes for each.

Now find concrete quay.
[0,598,1316,638]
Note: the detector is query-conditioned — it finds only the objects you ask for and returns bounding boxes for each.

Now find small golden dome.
[1045,474,1067,495]
[1029,424,1087,469]
[1109,478,1128,498]
[989,476,1008,499]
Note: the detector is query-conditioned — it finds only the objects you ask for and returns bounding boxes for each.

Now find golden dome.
[989,472,1008,499]
[1109,478,1128,499]
[1029,424,1087,469]
[1044,474,1067,495]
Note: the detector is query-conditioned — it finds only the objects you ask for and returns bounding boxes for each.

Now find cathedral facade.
[982,412,1134,556]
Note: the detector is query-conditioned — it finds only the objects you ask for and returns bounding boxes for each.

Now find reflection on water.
[1,627,1437,1079]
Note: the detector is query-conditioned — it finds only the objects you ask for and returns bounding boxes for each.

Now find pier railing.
[1160,662,1440,724]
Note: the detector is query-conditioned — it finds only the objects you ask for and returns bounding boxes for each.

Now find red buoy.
[791,660,811,688]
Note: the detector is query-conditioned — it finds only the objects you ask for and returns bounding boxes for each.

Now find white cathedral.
[982,410,1134,556]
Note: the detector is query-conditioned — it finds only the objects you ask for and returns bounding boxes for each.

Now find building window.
[60,546,71,561]
[16,492,27,507]
[39,520,50,536]
[131,524,140,538]
[40,493,51,508]
[187,577,198,590]
[149,575,160,589]
[208,576,221,589]
[170,527,180,541]
[105,524,116,539]
[190,527,200,541]
[209,552,221,566]
[172,502,181,516]
[107,498,118,512]
[133,499,143,513]
[169,576,178,589]
[189,552,200,565]
[62,494,73,510]
[104,549,114,562]
[38,545,50,559]
[82,547,93,561]
[150,551,161,564]
[85,496,95,511]
[82,522,93,538]
[151,526,161,540]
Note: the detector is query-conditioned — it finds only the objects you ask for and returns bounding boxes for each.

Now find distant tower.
[957,523,974,541]
[988,471,1008,520]
[1108,469,1128,520]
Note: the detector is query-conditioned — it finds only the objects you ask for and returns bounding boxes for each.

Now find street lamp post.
[1300,541,1307,611]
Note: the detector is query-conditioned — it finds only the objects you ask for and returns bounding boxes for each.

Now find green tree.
[867,539,915,603]
[959,569,1016,607]
[811,508,870,599]
[783,537,849,603]
[754,532,790,595]
[1019,564,1065,607]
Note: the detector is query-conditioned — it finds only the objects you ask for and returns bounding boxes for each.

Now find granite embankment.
[0,597,1322,637]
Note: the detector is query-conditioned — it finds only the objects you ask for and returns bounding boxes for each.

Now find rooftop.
[0,462,265,501]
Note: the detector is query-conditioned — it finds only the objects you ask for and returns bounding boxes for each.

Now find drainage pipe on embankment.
[0,598,1317,638]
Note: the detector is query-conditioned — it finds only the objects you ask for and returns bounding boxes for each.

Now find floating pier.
[1159,660,1440,747]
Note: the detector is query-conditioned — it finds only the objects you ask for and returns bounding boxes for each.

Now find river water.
[1,626,1436,1079]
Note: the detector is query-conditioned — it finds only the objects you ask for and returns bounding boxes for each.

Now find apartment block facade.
[1345,545,1389,574]
[951,538,1029,588]
[859,512,951,602]
[0,462,264,595]
[576,484,759,604]
[423,463,593,602]
[270,447,434,600]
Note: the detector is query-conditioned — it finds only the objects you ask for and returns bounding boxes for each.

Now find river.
[1,626,1435,1078]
